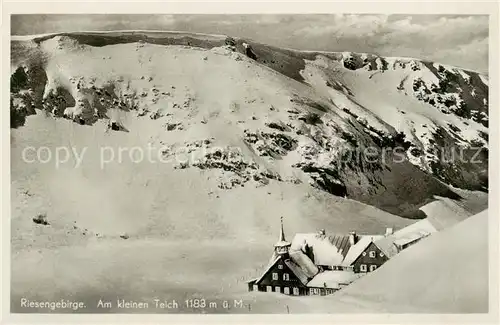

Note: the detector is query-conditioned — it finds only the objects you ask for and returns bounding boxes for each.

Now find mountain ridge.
[10,30,490,75]
[10,31,489,218]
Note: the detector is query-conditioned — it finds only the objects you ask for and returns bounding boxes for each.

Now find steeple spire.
[274,216,291,256]
[279,216,286,242]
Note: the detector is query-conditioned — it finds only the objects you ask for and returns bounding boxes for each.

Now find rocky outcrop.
[243,129,297,158]
[10,65,47,127]
[166,140,282,189]
[416,63,489,127]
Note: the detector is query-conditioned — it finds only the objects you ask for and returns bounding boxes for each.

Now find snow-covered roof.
[291,232,385,268]
[341,235,383,266]
[258,221,437,286]
[267,251,279,267]
[274,240,291,248]
[255,250,319,286]
[284,258,310,285]
[394,230,431,247]
[307,270,362,289]
[289,250,319,279]
[375,219,438,258]
[394,219,437,238]
[374,237,399,259]
[291,233,351,266]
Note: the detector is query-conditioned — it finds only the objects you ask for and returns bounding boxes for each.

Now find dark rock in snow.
[33,214,49,226]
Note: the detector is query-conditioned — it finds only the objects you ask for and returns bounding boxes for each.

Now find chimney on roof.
[385,227,394,236]
[349,231,357,245]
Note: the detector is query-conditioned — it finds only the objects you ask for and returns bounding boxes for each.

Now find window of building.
[360,264,367,272]
[380,252,385,257]
[362,252,367,256]
[278,264,283,269]
[283,273,290,281]
[272,272,278,280]
[275,286,281,293]
[369,251,376,258]
[370,265,377,272]
[293,287,300,295]
[266,286,272,292]
[284,287,290,295]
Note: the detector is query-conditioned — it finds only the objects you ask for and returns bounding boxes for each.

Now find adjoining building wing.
[393,219,437,238]
[341,236,373,267]
[375,219,438,257]
[393,230,432,248]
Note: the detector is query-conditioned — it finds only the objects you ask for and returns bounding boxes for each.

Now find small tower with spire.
[274,216,291,257]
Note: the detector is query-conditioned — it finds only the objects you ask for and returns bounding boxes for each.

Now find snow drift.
[334,210,489,313]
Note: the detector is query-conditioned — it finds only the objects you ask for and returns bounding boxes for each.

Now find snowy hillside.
[10,31,489,219]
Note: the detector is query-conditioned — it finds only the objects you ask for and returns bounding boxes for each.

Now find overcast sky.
[11,14,489,73]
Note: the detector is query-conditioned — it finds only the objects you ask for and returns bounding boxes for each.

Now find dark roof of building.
[325,234,352,258]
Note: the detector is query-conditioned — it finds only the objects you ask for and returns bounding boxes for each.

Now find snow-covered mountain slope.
[332,210,489,313]
[300,53,488,187]
[10,31,488,219]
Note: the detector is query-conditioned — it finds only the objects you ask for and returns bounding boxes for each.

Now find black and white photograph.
[4,4,497,318]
